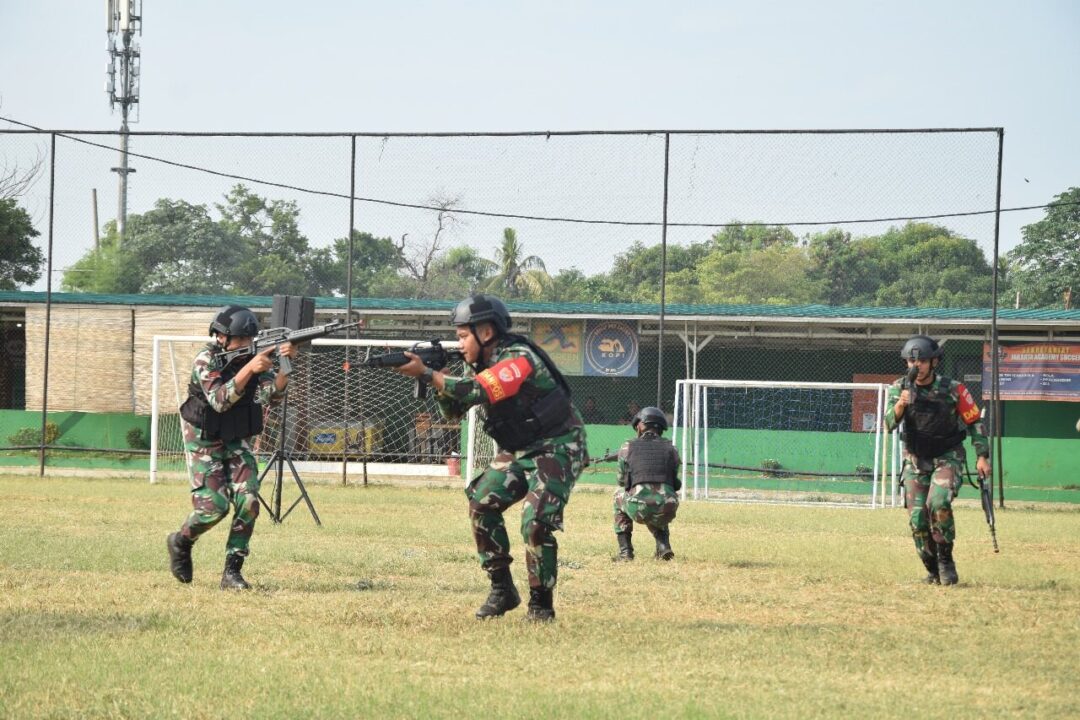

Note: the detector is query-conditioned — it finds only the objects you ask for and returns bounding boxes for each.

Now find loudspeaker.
[270,295,315,331]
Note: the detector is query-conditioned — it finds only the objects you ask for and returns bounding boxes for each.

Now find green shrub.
[761,458,787,478]
[126,427,151,450]
[7,421,61,447]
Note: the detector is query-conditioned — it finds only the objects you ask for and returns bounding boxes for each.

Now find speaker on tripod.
[257,294,321,525]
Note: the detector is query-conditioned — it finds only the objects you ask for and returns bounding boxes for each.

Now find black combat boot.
[918,550,940,584]
[650,526,675,560]
[220,554,251,590]
[526,587,555,622]
[166,532,194,584]
[936,542,958,586]
[475,568,521,619]
[616,532,635,561]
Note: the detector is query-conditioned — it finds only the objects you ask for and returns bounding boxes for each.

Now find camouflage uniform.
[613,433,680,534]
[177,342,285,557]
[436,341,587,591]
[885,375,990,554]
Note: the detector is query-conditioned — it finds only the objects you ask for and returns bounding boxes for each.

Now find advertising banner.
[532,320,584,375]
[583,320,639,377]
[982,342,1080,401]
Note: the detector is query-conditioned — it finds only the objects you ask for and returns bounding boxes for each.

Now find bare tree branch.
[1,146,45,200]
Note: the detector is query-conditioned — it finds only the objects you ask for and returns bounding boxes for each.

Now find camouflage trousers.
[178,432,262,557]
[613,483,679,534]
[903,447,965,551]
[465,434,585,590]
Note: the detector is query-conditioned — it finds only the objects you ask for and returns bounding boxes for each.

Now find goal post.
[149,335,491,484]
[671,379,898,508]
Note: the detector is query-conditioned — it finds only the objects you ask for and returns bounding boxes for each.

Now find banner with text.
[584,320,639,377]
[532,320,584,375]
[983,342,1080,401]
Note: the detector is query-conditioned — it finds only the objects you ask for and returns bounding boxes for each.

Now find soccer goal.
[671,379,898,508]
[149,336,492,484]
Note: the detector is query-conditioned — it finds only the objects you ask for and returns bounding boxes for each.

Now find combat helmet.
[900,335,943,360]
[633,406,669,433]
[450,294,512,334]
[209,305,260,338]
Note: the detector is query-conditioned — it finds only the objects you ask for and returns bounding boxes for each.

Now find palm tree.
[482,228,552,298]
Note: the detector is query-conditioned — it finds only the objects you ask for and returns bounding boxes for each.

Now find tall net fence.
[0,126,1005,481]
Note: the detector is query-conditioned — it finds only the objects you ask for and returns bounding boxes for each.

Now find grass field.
[1,475,1078,720]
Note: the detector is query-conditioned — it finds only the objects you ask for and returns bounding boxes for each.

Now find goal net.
[149,336,493,483]
[671,379,897,507]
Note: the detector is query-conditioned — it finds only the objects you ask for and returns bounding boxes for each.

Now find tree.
[806,228,885,306]
[1006,187,1080,308]
[0,198,43,290]
[423,246,496,299]
[62,186,338,297]
[216,185,321,296]
[603,239,712,302]
[63,200,238,294]
[868,223,993,308]
[690,244,821,305]
[480,228,551,299]
[307,230,404,298]
[397,194,464,299]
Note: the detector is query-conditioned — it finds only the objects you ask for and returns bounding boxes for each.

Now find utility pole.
[106,0,142,244]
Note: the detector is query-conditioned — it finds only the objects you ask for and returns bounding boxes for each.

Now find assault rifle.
[962,463,999,553]
[586,449,619,468]
[363,339,464,399]
[216,319,358,375]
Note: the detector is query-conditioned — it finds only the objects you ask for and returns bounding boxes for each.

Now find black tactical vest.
[482,335,574,452]
[179,357,264,443]
[904,376,967,461]
[626,433,678,488]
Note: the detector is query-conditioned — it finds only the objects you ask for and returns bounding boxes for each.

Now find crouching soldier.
[392,294,587,621]
[613,406,681,561]
[166,305,295,589]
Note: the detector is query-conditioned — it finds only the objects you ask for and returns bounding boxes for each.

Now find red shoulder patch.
[475,356,533,404]
[956,383,981,425]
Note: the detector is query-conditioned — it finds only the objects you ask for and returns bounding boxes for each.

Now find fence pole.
[657,132,671,408]
[38,133,57,477]
[991,128,1005,507]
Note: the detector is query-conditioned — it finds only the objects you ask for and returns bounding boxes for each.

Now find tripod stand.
[257,391,321,525]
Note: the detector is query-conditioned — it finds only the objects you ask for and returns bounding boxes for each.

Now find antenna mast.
[106,0,142,243]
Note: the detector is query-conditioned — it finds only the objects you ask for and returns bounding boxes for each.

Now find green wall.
[0,410,150,450]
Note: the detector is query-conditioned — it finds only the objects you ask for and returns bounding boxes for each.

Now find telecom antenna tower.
[105,0,142,242]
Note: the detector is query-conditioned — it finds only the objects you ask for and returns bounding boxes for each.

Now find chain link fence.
[0,127,1007,483]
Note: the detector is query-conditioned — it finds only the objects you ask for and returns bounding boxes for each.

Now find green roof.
[2,290,1079,322]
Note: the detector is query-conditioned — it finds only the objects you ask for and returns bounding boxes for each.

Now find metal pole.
[990,129,1005,507]
[38,134,57,477]
[342,135,358,487]
[92,188,100,249]
[657,132,670,408]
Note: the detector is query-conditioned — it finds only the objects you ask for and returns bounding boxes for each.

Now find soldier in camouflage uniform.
[394,294,587,622]
[885,335,991,586]
[166,305,295,590]
[613,406,681,561]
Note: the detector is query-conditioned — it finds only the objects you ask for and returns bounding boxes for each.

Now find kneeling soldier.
[613,406,681,561]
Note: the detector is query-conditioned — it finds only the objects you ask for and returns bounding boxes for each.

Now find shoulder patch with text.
[956,383,981,424]
[476,356,533,404]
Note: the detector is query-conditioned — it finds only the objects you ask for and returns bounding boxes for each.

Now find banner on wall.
[583,319,639,377]
[982,342,1080,401]
[532,320,584,375]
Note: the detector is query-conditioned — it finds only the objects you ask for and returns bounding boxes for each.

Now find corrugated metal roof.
[2,290,1079,322]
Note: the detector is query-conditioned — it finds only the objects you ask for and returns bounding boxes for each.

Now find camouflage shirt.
[191,341,285,414]
[884,373,990,458]
[434,339,585,453]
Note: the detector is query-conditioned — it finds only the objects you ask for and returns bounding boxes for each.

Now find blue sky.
[1,1,1078,289]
